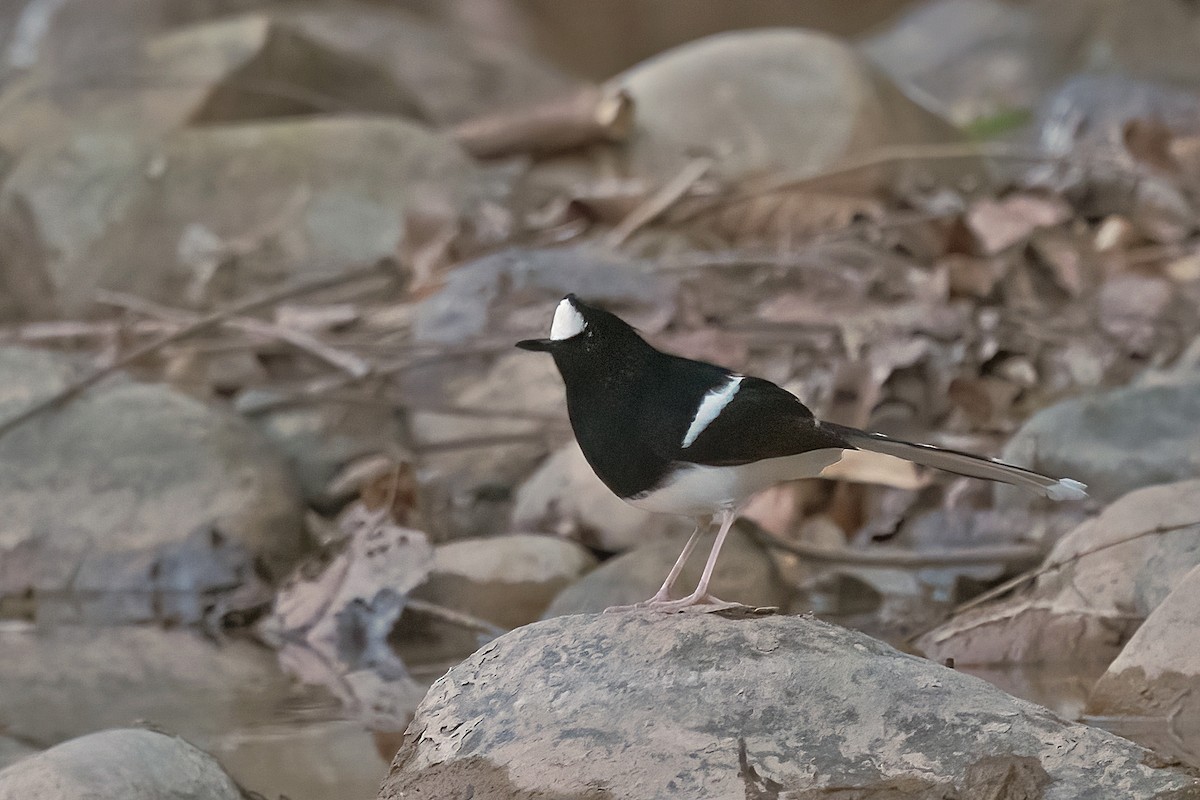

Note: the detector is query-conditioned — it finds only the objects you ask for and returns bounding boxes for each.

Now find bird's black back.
[550,302,849,499]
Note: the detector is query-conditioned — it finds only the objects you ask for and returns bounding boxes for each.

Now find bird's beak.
[516,338,554,352]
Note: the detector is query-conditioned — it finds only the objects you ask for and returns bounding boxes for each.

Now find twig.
[952,518,1200,614]
[96,290,373,378]
[751,525,1042,568]
[0,264,391,442]
[403,597,507,639]
[606,157,713,247]
[452,84,633,159]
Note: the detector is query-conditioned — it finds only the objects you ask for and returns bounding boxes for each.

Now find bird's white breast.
[627,447,846,516]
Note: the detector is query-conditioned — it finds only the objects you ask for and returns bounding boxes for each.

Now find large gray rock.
[0,348,304,610]
[0,728,242,800]
[611,28,965,186]
[997,379,1200,509]
[381,613,1200,798]
[542,523,795,616]
[5,115,487,313]
[76,117,483,310]
[920,480,1200,666]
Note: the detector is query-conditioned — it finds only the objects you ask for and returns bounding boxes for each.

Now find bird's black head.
[516,294,651,377]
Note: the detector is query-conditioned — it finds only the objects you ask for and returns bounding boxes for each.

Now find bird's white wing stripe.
[681,376,743,448]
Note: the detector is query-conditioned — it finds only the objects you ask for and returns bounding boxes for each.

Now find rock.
[1037,0,1200,88]
[0,6,570,152]
[0,348,304,614]
[0,728,243,800]
[611,29,965,186]
[997,379,1200,509]
[0,739,36,772]
[542,522,794,616]
[380,613,1199,798]
[239,389,407,510]
[1037,73,1200,154]
[861,0,1043,125]
[412,247,676,346]
[79,116,485,310]
[4,115,487,314]
[1089,561,1200,716]
[411,534,597,630]
[919,480,1200,665]
[512,442,693,551]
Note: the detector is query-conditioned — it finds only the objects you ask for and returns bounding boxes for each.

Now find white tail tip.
[1045,478,1088,501]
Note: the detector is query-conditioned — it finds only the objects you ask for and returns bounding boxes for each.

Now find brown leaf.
[966,194,1071,256]
[1122,117,1180,174]
[942,254,1005,299]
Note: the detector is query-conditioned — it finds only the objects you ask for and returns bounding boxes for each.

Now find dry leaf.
[1122,117,1180,174]
[966,194,1072,256]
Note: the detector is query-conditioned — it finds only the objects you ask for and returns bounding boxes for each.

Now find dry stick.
[751,525,1042,569]
[95,290,374,378]
[952,518,1200,615]
[0,264,391,442]
[606,157,713,248]
[403,597,507,639]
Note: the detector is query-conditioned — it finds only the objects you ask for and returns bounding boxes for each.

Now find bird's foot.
[604,591,745,614]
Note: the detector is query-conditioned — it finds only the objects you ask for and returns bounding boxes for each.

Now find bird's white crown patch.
[550,298,586,340]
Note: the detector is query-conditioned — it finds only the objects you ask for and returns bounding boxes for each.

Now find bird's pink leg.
[606,509,742,613]
[604,518,705,613]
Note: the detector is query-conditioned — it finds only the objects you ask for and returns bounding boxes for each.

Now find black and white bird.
[517,294,1087,612]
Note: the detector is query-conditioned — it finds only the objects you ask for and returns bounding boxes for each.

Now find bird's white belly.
[627,448,846,516]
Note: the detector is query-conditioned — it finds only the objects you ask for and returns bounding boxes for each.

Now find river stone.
[919,480,1200,666]
[380,613,1200,799]
[0,728,243,800]
[542,522,795,617]
[1089,560,1200,716]
[611,28,965,186]
[996,379,1200,510]
[0,347,304,596]
[511,441,693,552]
[411,534,597,630]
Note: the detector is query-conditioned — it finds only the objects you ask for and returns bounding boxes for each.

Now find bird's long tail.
[821,422,1087,501]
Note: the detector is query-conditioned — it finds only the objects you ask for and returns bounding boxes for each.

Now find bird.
[517,294,1087,612]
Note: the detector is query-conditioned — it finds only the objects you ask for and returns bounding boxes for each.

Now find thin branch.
[751,525,1043,568]
[952,518,1200,614]
[606,157,713,247]
[403,597,507,639]
[0,263,392,442]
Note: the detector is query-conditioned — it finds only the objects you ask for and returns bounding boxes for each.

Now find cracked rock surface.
[380,612,1200,799]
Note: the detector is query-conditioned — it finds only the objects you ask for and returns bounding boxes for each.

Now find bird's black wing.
[668,375,852,467]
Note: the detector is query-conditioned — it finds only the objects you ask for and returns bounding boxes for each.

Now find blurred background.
[0,1,1199,798]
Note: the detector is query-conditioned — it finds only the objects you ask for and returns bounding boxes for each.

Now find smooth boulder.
[381,613,1199,798]
[612,28,964,186]
[919,480,1200,665]
[0,348,305,608]
[412,534,597,630]
[542,522,795,616]
[996,379,1200,509]
[0,728,243,800]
